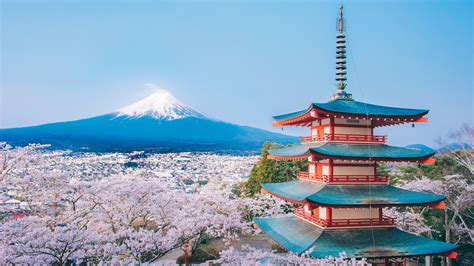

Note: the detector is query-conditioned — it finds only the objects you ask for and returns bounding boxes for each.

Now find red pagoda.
[254,5,458,264]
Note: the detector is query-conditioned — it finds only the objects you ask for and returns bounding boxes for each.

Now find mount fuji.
[0,89,296,152]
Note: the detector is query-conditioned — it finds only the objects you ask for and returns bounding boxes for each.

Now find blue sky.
[1,0,472,147]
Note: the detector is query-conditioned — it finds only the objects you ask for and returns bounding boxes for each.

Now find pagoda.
[254,5,458,263]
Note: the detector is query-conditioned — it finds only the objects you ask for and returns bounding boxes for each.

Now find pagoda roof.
[262,180,445,207]
[254,216,458,258]
[268,143,435,162]
[273,99,429,127]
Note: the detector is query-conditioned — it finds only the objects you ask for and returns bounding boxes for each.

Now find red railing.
[297,171,326,182]
[294,208,395,228]
[293,208,328,226]
[301,134,386,143]
[297,172,388,183]
[329,217,395,227]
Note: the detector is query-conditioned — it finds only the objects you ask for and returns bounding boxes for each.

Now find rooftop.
[262,179,445,206]
[268,143,435,162]
[254,216,458,258]
[273,99,429,127]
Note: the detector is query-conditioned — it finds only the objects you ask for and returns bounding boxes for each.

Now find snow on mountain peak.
[117,88,208,120]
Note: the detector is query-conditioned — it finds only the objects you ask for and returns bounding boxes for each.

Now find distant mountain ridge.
[405,143,472,153]
[0,89,296,152]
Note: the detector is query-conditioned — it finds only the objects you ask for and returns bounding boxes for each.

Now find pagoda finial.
[330,4,353,101]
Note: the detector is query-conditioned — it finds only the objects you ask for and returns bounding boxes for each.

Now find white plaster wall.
[319,207,327,219]
[333,166,374,175]
[321,118,331,125]
[332,208,379,219]
[309,164,316,174]
[322,165,330,175]
[324,126,331,134]
[333,126,371,135]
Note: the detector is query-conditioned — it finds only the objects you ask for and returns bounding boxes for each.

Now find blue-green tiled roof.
[273,99,429,122]
[273,109,309,121]
[314,100,429,118]
[306,185,446,206]
[254,216,323,254]
[261,180,325,202]
[262,180,445,206]
[268,143,435,160]
[269,144,315,158]
[255,216,458,258]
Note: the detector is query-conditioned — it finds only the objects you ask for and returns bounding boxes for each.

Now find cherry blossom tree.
[218,245,369,265]
[402,175,474,244]
[437,123,474,176]
[0,142,49,182]
[383,207,433,237]
[1,173,257,264]
[0,216,100,265]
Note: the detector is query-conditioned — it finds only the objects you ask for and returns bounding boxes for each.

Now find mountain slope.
[0,90,296,152]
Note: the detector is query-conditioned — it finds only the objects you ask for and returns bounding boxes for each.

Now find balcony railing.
[297,171,326,182]
[297,171,388,183]
[300,133,386,143]
[294,208,395,228]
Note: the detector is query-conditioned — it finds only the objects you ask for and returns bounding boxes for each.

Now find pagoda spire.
[330,5,353,101]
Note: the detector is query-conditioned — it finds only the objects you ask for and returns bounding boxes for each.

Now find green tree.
[245,142,306,196]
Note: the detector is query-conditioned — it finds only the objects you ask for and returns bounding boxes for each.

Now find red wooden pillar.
[330,116,335,140]
[379,207,383,223]
[313,205,319,219]
[373,161,377,180]
[326,207,332,226]
[328,159,334,182]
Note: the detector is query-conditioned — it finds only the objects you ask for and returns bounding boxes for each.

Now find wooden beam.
[421,158,436,165]
[429,202,446,209]
[415,117,429,122]
[441,251,458,259]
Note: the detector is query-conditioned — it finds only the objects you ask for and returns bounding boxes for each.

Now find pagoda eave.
[305,199,446,208]
[254,216,458,259]
[261,180,447,207]
[310,154,435,164]
[272,101,429,127]
[261,188,306,205]
[268,143,436,164]
[267,154,308,161]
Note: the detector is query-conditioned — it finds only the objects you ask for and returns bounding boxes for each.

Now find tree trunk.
[445,209,452,266]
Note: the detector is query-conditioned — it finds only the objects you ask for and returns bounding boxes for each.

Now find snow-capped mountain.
[116,89,209,120]
[0,89,296,152]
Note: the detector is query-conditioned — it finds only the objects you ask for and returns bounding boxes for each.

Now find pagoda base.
[254,216,457,258]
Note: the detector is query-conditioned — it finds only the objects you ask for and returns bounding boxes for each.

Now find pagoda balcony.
[297,171,389,183]
[300,134,386,144]
[293,208,395,228]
